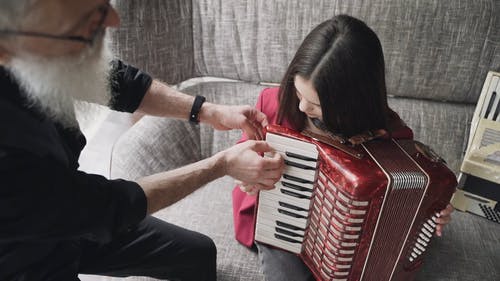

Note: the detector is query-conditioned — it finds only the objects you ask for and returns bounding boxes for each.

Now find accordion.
[255,125,457,281]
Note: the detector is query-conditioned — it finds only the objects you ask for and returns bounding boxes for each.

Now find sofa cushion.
[192,0,500,103]
[388,97,475,173]
[111,0,194,84]
[112,0,500,104]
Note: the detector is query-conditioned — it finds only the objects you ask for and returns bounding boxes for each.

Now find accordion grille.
[360,141,428,281]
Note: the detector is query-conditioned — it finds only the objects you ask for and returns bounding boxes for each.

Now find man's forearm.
[135,80,193,119]
[136,79,218,124]
[137,151,227,214]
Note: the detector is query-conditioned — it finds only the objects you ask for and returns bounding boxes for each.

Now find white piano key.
[265,150,318,170]
[255,226,302,254]
[281,165,317,182]
[266,133,318,159]
[265,209,307,225]
[259,193,310,213]
[278,182,314,199]
[259,189,312,210]
[263,185,312,204]
[257,216,306,237]
[257,223,304,242]
[281,175,315,189]
[259,196,309,218]
[282,173,315,186]
[257,205,308,229]
[280,179,314,193]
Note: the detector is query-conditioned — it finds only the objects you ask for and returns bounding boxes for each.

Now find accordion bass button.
[427,218,437,228]
[421,227,433,238]
[415,243,426,252]
[419,233,430,243]
[413,247,422,255]
[431,215,438,223]
[417,237,428,247]
[423,222,434,232]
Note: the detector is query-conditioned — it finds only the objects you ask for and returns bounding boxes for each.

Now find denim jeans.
[256,242,315,281]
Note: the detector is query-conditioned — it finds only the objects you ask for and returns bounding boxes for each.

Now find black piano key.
[281,189,311,200]
[277,220,306,232]
[275,226,304,238]
[282,181,313,193]
[285,151,317,162]
[279,201,308,212]
[278,208,307,219]
[283,174,314,184]
[284,160,316,170]
[275,233,302,244]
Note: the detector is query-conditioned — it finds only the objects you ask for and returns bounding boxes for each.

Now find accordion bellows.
[255,125,457,281]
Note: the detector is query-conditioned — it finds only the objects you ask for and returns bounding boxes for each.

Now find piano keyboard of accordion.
[255,125,457,281]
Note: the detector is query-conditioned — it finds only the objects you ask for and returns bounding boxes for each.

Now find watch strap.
[189,95,206,124]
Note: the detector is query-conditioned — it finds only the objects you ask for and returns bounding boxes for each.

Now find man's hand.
[220,140,284,189]
[200,103,268,140]
[435,203,454,237]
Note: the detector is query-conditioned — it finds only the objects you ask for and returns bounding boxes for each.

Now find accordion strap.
[302,129,365,159]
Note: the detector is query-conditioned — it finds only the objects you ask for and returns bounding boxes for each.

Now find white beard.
[7,34,113,129]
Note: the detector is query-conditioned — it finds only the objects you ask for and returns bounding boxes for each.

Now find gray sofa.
[107,0,500,280]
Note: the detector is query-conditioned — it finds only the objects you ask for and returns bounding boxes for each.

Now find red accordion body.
[254,125,457,281]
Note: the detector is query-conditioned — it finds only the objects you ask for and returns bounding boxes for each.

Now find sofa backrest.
[113,0,500,104]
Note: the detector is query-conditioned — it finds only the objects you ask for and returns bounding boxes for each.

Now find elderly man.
[0,0,284,280]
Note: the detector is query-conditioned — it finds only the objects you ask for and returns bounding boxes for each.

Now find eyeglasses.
[0,2,111,46]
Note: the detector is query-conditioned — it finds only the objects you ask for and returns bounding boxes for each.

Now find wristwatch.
[189,95,206,124]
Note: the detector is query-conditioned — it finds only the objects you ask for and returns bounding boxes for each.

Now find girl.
[232,15,453,281]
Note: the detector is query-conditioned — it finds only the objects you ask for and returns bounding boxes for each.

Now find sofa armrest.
[110,117,202,180]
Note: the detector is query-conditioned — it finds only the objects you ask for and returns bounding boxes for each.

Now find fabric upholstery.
[192,0,499,103]
[112,0,500,103]
[111,0,194,85]
[388,97,475,173]
[111,118,202,180]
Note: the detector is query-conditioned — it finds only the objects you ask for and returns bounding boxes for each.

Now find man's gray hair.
[0,0,34,30]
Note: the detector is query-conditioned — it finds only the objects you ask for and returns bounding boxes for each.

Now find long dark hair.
[277,15,389,138]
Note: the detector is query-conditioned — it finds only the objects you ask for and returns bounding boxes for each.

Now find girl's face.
[294,75,323,121]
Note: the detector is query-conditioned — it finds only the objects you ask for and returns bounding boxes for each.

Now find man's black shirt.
[0,61,152,279]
